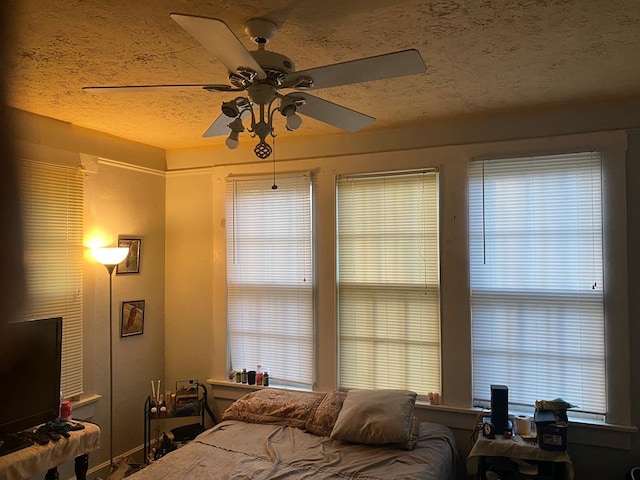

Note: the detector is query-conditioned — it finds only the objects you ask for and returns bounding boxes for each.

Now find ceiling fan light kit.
[83,13,427,159]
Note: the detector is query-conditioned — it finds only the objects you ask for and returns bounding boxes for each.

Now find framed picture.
[121,300,145,337]
[116,237,141,274]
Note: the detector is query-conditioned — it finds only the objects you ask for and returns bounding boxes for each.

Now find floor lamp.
[92,247,130,470]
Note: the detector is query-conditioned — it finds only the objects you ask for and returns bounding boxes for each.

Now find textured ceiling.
[6,0,640,150]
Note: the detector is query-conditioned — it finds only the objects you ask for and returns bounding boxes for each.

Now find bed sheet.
[129,420,458,480]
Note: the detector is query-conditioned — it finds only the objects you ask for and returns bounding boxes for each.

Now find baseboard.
[71,443,145,480]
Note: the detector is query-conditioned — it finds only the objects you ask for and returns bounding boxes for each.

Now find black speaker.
[490,384,509,433]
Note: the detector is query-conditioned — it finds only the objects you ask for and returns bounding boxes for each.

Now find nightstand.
[467,433,573,479]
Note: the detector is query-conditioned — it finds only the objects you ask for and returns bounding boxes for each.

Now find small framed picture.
[121,300,145,337]
[116,237,141,274]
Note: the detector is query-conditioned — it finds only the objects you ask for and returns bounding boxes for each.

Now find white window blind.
[337,170,440,395]
[469,152,605,414]
[19,160,84,398]
[226,174,314,388]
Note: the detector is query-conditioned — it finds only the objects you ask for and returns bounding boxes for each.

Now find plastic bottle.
[256,365,263,386]
[60,400,72,421]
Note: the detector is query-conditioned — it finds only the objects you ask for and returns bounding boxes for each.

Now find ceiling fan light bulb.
[226,131,240,149]
[286,113,302,131]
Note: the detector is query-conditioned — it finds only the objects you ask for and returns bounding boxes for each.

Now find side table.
[467,433,573,480]
[0,421,100,480]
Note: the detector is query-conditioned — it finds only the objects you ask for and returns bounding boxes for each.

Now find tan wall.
[163,103,640,480]
[13,111,167,477]
[87,160,166,469]
[164,169,215,402]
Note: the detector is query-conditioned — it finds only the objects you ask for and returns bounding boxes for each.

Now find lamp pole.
[92,247,129,470]
[105,263,116,469]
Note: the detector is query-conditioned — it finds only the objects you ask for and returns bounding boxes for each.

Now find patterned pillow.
[305,390,347,436]
[221,388,325,429]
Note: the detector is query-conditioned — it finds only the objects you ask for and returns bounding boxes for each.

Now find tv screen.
[0,317,62,435]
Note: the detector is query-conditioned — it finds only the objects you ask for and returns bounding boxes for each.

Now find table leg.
[74,453,89,480]
[44,467,59,480]
[478,456,487,480]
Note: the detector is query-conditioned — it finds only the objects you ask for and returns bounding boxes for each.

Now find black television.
[0,317,63,436]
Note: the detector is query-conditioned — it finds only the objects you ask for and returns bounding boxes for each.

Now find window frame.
[224,173,315,389]
[461,138,630,425]
[467,152,606,415]
[18,158,85,399]
[336,169,441,396]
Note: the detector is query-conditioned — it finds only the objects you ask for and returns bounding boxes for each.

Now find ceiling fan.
[83,13,427,158]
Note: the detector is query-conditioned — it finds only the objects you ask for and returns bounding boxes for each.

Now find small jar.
[256,365,263,386]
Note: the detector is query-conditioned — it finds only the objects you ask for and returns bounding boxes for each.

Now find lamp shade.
[92,247,130,266]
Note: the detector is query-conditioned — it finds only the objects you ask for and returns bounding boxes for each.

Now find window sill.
[70,393,102,421]
[207,381,636,450]
[207,379,310,401]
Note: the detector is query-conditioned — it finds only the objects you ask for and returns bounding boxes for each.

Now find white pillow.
[330,389,417,447]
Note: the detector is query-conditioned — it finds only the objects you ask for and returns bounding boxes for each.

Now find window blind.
[19,160,84,398]
[226,174,314,388]
[337,170,440,395]
[469,152,605,414]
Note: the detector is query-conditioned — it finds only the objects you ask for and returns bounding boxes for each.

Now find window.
[19,159,84,398]
[226,174,314,388]
[468,152,605,414]
[337,170,440,395]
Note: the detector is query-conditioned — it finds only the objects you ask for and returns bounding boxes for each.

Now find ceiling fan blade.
[82,84,237,93]
[203,114,234,138]
[284,49,426,90]
[289,93,374,132]
[203,109,251,138]
[170,13,266,80]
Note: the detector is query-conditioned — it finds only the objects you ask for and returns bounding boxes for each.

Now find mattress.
[129,419,458,479]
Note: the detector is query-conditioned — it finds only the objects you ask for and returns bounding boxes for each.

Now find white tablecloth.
[0,421,100,480]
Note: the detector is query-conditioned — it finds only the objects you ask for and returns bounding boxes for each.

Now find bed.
[128,388,461,479]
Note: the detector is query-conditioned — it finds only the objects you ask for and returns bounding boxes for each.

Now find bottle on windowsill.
[256,365,263,386]
[263,371,269,386]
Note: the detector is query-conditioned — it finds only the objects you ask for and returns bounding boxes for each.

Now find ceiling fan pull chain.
[271,137,278,190]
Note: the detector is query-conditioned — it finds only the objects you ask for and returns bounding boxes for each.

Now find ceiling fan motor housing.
[247,83,278,106]
[250,49,295,74]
